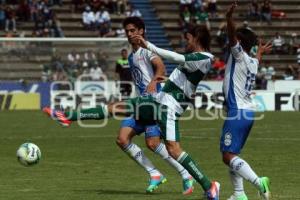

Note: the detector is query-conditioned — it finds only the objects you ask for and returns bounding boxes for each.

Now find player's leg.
[43,99,136,126]
[116,118,166,193]
[158,106,220,199]
[220,109,270,200]
[144,126,194,195]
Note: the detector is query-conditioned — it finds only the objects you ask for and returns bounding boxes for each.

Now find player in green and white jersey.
[44,25,220,200]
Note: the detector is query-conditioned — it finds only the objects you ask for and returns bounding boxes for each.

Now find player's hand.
[258,39,272,54]
[146,79,158,93]
[226,1,237,19]
[131,35,148,49]
[154,75,168,83]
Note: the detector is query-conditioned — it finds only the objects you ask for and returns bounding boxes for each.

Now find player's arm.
[226,2,238,47]
[132,35,186,64]
[147,56,166,93]
[256,39,272,63]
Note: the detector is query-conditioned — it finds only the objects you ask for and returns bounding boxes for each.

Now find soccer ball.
[17,143,41,166]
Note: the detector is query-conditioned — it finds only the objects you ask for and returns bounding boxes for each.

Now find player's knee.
[222,152,236,165]
[166,143,181,159]
[116,135,129,148]
[145,139,160,151]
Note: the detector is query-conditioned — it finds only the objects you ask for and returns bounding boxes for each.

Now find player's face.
[125,24,144,45]
[185,33,196,53]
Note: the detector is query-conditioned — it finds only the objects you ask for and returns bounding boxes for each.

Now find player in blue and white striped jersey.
[220,2,272,200]
[117,17,194,194]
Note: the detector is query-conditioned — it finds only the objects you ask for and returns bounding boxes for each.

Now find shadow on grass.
[73,188,188,196]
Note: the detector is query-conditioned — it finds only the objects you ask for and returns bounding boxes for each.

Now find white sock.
[154,143,191,180]
[230,156,261,189]
[124,143,161,177]
[229,168,245,196]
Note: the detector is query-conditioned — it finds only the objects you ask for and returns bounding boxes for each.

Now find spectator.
[68,50,81,70]
[289,33,299,54]
[180,0,192,12]
[90,65,105,81]
[97,50,109,72]
[17,0,31,21]
[0,5,5,30]
[49,14,64,37]
[180,6,191,30]
[297,47,300,65]
[82,5,95,30]
[5,6,17,32]
[53,67,68,81]
[261,0,272,25]
[193,6,210,30]
[207,0,217,18]
[115,24,125,37]
[212,57,225,80]
[265,66,275,80]
[84,49,97,66]
[247,0,259,20]
[255,67,268,89]
[126,5,141,17]
[272,32,285,53]
[115,49,132,98]
[192,0,203,13]
[95,6,111,37]
[283,65,296,80]
[108,0,127,15]
[216,22,227,55]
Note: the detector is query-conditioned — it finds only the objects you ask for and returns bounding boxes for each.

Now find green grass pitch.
[0,111,299,200]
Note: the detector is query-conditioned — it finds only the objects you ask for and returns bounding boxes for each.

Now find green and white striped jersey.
[146,42,214,114]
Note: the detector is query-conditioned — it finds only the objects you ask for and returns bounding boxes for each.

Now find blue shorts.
[120,117,161,138]
[220,109,254,154]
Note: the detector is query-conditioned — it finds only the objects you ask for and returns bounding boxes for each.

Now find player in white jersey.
[220,2,272,200]
[116,17,194,194]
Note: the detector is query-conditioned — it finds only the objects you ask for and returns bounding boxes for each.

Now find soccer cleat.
[205,181,220,200]
[146,175,167,193]
[227,194,248,200]
[43,107,71,127]
[182,176,194,195]
[258,177,271,200]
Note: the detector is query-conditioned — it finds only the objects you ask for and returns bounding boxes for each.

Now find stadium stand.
[151,0,300,78]
[0,0,299,81]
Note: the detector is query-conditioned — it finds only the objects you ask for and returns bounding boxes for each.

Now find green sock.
[65,106,109,121]
[177,152,211,191]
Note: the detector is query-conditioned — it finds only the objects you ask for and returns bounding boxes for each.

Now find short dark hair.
[123,17,145,31]
[185,25,211,51]
[236,27,257,53]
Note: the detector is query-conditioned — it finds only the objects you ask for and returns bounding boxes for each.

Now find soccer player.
[115,17,194,194]
[221,2,272,200]
[44,24,220,200]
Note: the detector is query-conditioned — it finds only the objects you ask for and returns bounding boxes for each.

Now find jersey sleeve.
[147,42,185,64]
[183,53,213,73]
[231,42,244,60]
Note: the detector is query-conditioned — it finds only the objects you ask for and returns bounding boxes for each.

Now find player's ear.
[138,28,144,36]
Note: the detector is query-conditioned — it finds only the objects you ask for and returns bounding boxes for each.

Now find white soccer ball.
[17,143,41,166]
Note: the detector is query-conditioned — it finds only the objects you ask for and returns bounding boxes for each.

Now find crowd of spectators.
[0,0,64,37]
[42,49,108,82]
[80,0,139,37]
[247,0,273,24]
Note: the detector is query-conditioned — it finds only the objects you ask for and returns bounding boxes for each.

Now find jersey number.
[245,70,256,96]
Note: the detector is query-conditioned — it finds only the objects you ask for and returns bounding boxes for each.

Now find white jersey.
[128,47,161,95]
[146,42,213,114]
[223,43,258,110]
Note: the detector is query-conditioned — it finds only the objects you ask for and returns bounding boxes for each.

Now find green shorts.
[125,96,181,142]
